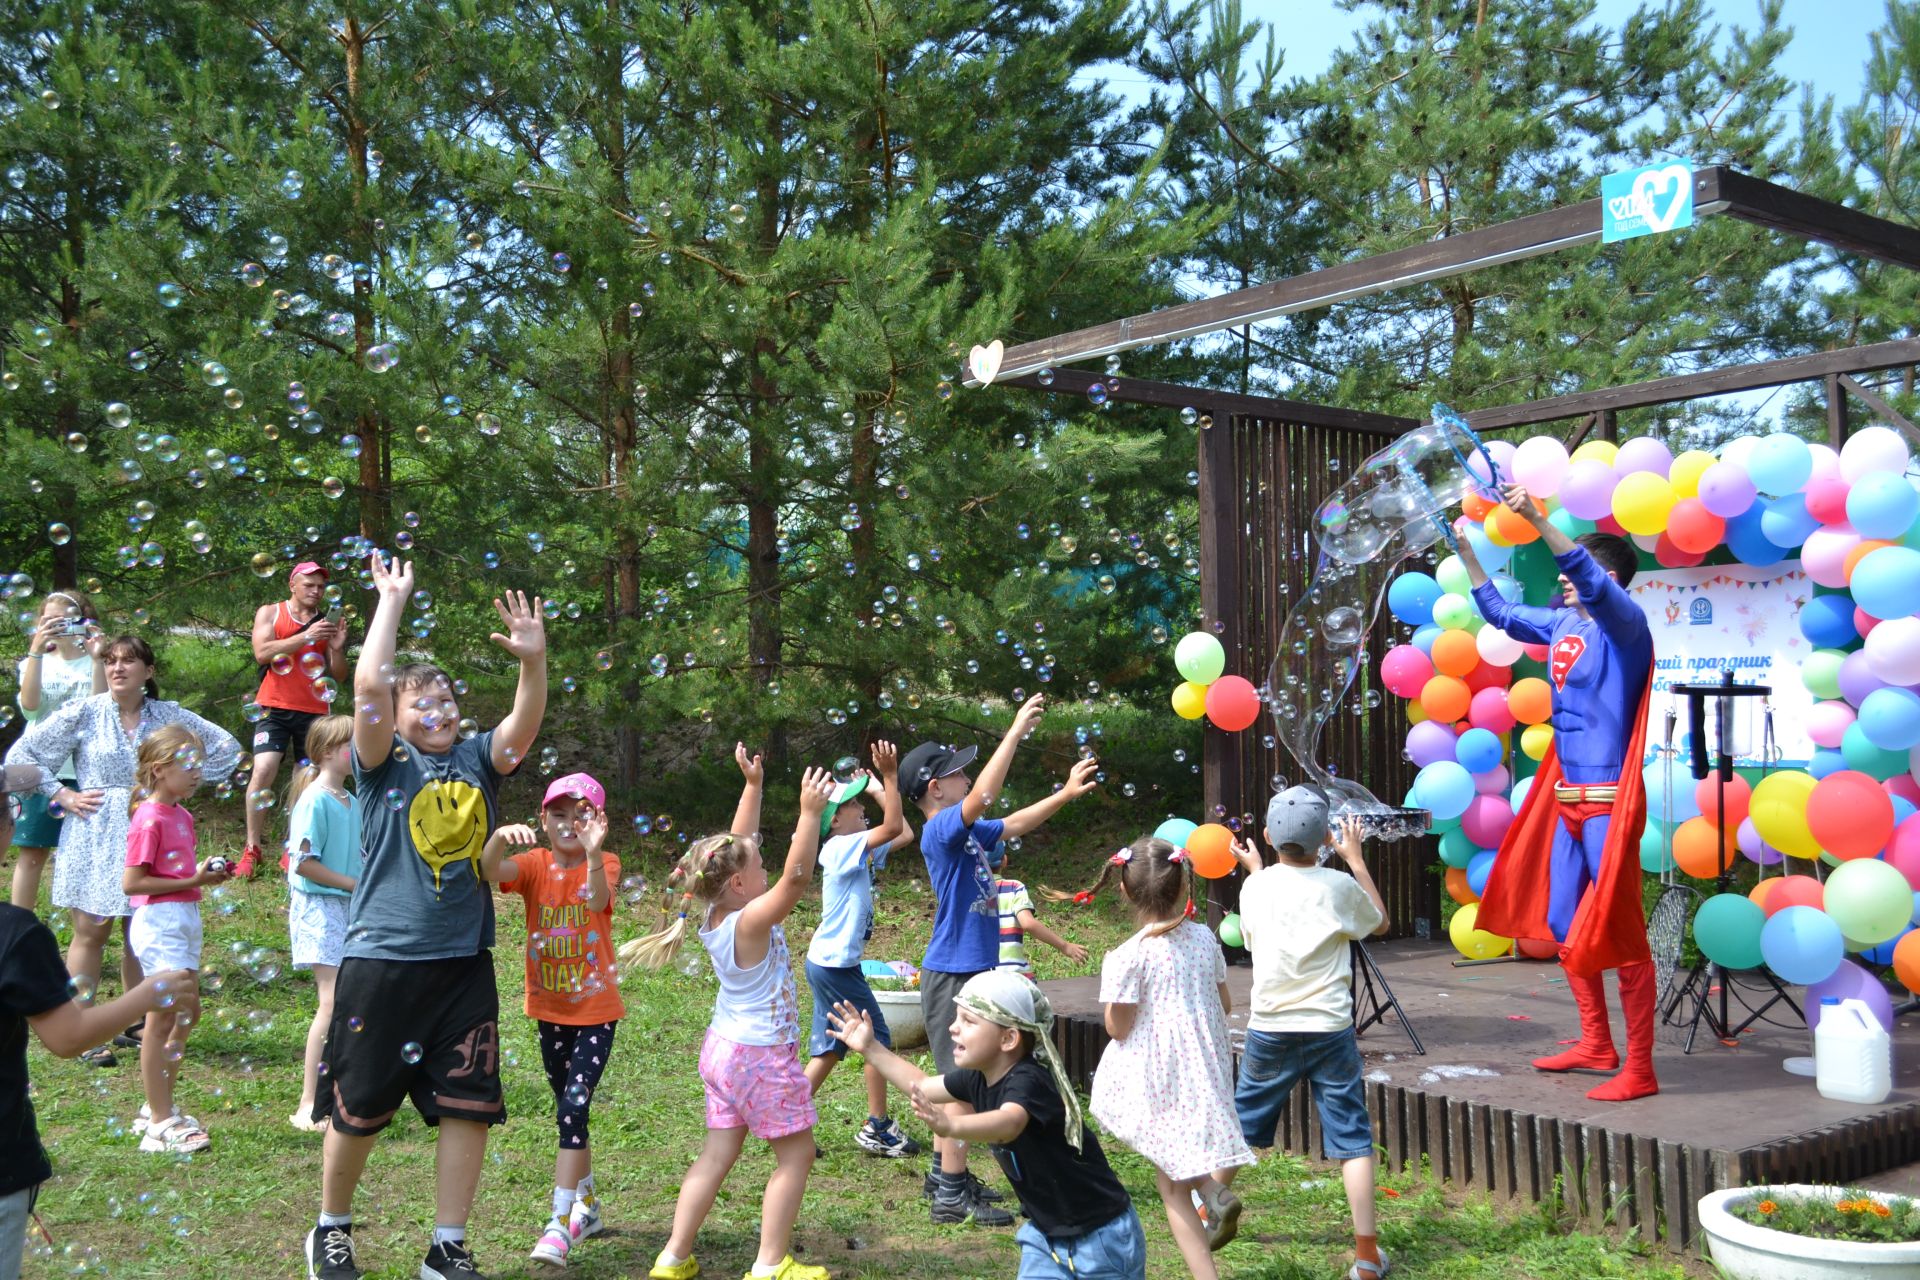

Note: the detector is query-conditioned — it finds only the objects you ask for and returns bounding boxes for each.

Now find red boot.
[1588,962,1659,1102]
[1532,965,1619,1072]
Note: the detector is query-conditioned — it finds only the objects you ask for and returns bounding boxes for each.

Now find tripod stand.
[1662,674,1802,1053]
[1351,940,1425,1054]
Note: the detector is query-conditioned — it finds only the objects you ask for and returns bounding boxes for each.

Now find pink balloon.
[1558,459,1618,520]
[1699,462,1758,518]
[1805,478,1852,525]
[1860,609,1884,638]
[1460,795,1516,848]
[1887,814,1920,889]
[1808,700,1858,750]
[1473,764,1511,795]
[1380,645,1435,699]
[1809,442,1844,487]
[1511,436,1571,497]
[1615,436,1674,477]
[1890,775,1920,808]
[1468,686,1517,734]
[1801,525,1860,588]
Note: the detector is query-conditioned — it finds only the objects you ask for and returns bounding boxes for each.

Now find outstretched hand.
[369,552,414,605]
[1012,692,1047,738]
[796,766,834,817]
[910,1081,952,1136]
[1501,485,1545,524]
[1061,756,1099,800]
[577,806,609,854]
[489,590,546,661]
[1332,814,1367,867]
[735,742,765,787]
[825,999,876,1054]
[871,739,899,778]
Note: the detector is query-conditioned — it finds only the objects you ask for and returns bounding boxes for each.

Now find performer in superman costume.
[1457,485,1659,1102]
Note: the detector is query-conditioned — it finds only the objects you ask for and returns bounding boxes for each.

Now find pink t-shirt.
[125,800,200,906]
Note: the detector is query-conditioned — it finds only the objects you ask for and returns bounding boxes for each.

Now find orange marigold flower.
[1873,1203,1894,1218]
[1837,1199,1859,1213]
[1756,1200,1778,1215]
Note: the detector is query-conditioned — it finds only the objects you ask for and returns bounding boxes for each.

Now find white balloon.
[1865,615,1920,687]
[1842,425,1912,485]
[1510,436,1571,498]
[1476,625,1525,667]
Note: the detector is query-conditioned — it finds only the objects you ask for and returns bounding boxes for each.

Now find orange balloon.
[1445,866,1479,905]
[1185,823,1236,880]
[1421,675,1472,723]
[1748,878,1779,912]
[1508,677,1553,725]
[1463,492,1496,522]
[1896,930,1920,995]
[1430,629,1480,678]
[1846,539,1900,584]
[1489,499,1544,545]
[1672,817,1739,879]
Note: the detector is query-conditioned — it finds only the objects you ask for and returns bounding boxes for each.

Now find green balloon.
[1639,820,1676,874]
[1802,649,1847,701]
[1439,829,1479,868]
[1433,593,1474,629]
[1842,725,1908,781]
[1435,555,1471,597]
[1175,632,1226,684]
[1825,857,1913,946]
[1218,913,1244,948]
[1693,893,1765,970]
[1548,508,1597,539]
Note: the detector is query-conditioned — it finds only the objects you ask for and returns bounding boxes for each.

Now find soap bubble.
[240,261,265,287]
[322,476,346,499]
[1180,406,1198,425]
[365,342,398,373]
[564,1082,591,1106]
[476,412,502,436]
[250,552,277,578]
[64,431,88,453]
[47,523,71,545]
[200,360,229,387]
[347,1016,364,1032]
[1087,383,1109,406]
[127,348,150,371]
[105,402,132,429]
[339,434,362,458]
[279,170,305,198]
[67,974,96,1004]
[400,1042,423,1064]
[155,282,184,308]
[384,788,406,810]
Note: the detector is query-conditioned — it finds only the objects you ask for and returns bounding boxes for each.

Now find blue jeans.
[1235,1026,1375,1161]
[1015,1208,1147,1280]
[0,1185,34,1280]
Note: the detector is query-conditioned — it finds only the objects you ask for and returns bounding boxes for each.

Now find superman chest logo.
[1550,635,1586,690]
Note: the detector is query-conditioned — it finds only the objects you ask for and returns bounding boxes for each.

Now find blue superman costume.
[1470,538,1659,1102]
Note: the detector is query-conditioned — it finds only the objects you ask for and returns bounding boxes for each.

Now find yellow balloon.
[1669,450,1717,498]
[1611,471,1676,536]
[1751,769,1821,860]
[1484,512,1516,548]
[1520,723,1555,761]
[1406,700,1430,726]
[1449,903,1513,961]
[1171,680,1209,720]
[1571,440,1619,466]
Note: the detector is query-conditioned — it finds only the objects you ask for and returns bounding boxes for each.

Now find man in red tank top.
[235,563,349,878]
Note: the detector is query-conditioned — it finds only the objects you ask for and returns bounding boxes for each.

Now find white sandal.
[132,1103,200,1136]
[1348,1250,1390,1280]
[139,1114,210,1154]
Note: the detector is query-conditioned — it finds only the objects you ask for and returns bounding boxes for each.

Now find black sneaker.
[930,1184,1015,1227]
[921,1169,1005,1202]
[421,1240,485,1280]
[306,1225,361,1280]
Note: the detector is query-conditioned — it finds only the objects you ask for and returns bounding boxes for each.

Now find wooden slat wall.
[1199,414,1441,942]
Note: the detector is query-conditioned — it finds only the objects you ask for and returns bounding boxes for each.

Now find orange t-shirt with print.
[499,848,626,1025]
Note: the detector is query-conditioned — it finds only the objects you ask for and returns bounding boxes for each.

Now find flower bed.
[1699,1185,1920,1280]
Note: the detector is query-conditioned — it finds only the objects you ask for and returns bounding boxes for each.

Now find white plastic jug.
[1814,996,1893,1104]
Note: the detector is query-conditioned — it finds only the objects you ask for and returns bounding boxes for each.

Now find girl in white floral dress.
[1058,836,1253,1278]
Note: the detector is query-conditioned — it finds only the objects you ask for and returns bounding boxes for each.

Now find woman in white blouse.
[12,590,105,910]
[5,636,239,1042]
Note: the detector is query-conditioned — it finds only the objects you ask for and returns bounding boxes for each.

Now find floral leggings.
[537,1020,618,1149]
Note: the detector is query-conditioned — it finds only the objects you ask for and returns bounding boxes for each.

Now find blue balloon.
[1911,890,1920,928]
[1644,755,1702,823]
[1388,572,1444,626]
[1896,797,1918,827]
[1510,775,1535,813]
[1800,593,1860,648]
[1863,923,1915,966]
[1843,721,1910,780]
[1848,472,1920,541]
[1409,623,1442,656]
[1153,818,1198,848]
[1466,849,1498,896]
[1760,905,1845,985]
[1859,687,1920,752]
[1852,546,1920,621]
[1724,507,1787,567]
[1759,494,1819,551]
[1455,727,1503,774]
[1748,432,1814,498]
[1413,761,1476,821]
[1810,746,1848,779]
[1461,526,1511,573]
[1487,573,1525,605]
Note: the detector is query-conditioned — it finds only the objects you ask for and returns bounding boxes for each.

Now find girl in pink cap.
[480,771,622,1266]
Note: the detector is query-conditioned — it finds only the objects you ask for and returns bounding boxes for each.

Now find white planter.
[872,988,926,1050]
[1698,1185,1920,1280]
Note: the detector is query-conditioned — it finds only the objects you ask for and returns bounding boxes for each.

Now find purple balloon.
[1806,958,1895,1033]
[1737,817,1784,866]
[1559,459,1618,520]
[1841,648,1893,710]
[1615,436,1674,477]
[1473,763,1511,795]
[1406,720,1460,768]
[1699,462,1759,518]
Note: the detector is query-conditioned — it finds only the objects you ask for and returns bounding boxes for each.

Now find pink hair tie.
[1166,849,1187,864]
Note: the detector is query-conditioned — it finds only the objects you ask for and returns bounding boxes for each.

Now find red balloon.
[1765,874,1826,916]
[1594,514,1627,536]
[1654,534,1707,568]
[1693,774,1751,830]
[1203,675,1260,732]
[1468,686,1517,734]
[1517,937,1560,960]
[1523,642,1551,663]
[1807,769,1896,861]
[1805,478,1852,525]
[1464,662,1512,693]
[1666,498,1726,554]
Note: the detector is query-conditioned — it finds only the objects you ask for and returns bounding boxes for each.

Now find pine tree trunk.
[604,45,643,793]
[342,12,389,541]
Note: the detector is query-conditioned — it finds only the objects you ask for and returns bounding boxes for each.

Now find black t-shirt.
[0,904,72,1194]
[944,1058,1131,1239]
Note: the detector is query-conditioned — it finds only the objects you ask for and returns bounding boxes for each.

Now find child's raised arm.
[1018,908,1089,964]
[1333,815,1390,936]
[730,742,765,838]
[478,823,539,884]
[580,807,612,912]
[965,693,1047,824]
[867,739,906,851]
[826,1000,948,1100]
[1001,755,1099,838]
[488,589,547,775]
[353,553,412,770]
[734,766,834,945]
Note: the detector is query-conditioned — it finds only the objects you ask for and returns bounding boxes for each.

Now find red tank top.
[255,601,329,713]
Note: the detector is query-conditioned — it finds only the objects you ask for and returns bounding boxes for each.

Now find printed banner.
[1600,161,1695,243]
[1628,560,1813,767]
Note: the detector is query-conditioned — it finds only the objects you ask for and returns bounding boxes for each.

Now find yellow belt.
[1553,784,1618,803]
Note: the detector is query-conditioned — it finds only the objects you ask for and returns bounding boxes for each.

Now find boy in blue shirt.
[802,740,916,1157]
[900,695,1099,1227]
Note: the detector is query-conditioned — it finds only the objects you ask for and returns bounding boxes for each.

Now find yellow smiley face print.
[408,778,488,889]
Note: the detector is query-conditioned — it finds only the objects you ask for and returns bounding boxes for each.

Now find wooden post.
[1599,409,1618,442]
[1198,410,1241,928]
[1827,373,1849,446]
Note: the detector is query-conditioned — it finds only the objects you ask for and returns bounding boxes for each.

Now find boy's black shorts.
[312,951,505,1135]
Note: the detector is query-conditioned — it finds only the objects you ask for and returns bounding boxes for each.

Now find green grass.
[21,804,1700,1280]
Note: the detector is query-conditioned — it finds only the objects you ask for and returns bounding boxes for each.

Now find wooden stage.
[1041,938,1920,1253]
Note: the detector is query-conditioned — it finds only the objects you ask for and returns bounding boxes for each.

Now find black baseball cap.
[899,742,979,802]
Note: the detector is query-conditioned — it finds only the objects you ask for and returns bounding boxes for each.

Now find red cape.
[1475,662,1655,977]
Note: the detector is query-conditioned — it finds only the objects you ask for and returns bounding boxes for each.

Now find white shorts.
[289,890,348,969]
[129,901,202,973]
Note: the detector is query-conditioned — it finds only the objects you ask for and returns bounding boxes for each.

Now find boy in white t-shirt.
[1216,786,1390,1280]
[801,741,917,1157]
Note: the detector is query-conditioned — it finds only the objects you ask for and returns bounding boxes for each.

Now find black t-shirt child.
[944,1058,1132,1239]
[0,904,77,1195]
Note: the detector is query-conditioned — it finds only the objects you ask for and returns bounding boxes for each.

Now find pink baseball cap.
[289,561,330,584]
[542,772,605,811]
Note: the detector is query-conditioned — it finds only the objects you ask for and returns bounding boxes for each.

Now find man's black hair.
[1575,532,1637,587]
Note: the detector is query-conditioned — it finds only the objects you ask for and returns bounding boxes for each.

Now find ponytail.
[616,832,758,971]
[1045,835,1191,936]
[286,715,354,812]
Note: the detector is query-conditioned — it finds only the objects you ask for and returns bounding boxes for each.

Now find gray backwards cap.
[1265,784,1331,853]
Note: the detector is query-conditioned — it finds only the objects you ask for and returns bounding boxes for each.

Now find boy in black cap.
[899,694,1099,1226]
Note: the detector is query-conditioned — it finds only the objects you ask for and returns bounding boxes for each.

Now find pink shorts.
[698,1030,816,1140]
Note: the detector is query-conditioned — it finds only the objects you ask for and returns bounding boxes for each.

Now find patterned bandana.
[953,970,1084,1152]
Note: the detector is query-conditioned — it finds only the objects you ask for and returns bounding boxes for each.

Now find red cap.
[289,561,329,584]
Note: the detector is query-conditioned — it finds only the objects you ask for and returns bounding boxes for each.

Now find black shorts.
[313,951,505,1135]
[250,707,320,760]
